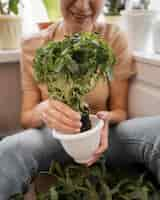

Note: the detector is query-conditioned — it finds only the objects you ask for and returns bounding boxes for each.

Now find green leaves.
[35,160,160,200]
[49,187,58,200]
[104,0,122,16]
[9,0,19,15]
[12,159,160,200]
[0,0,20,15]
[33,32,116,113]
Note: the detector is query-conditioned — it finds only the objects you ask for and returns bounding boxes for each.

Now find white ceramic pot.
[52,115,104,164]
[121,10,157,51]
[105,15,123,27]
[153,18,160,54]
[0,15,22,49]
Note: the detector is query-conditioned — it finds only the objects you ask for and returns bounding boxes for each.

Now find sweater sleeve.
[103,24,137,80]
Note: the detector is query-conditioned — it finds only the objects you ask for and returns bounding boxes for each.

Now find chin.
[72,18,93,29]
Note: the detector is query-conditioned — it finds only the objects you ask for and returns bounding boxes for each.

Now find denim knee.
[140,135,160,182]
[0,130,39,199]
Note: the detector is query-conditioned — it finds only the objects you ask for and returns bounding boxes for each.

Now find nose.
[74,0,90,13]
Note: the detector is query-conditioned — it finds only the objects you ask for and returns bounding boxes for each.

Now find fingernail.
[75,129,80,133]
[94,149,100,154]
[87,162,93,167]
[79,122,82,127]
[98,112,107,119]
[86,162,91,166]
[99,112,106,117]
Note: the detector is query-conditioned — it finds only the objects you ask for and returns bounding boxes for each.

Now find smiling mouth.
[71,11,92,20]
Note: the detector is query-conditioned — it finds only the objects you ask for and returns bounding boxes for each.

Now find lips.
[71,11,92,20]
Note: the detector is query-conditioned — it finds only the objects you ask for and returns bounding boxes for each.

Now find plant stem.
[80,106,91,132]
[0,0,5,15]
[144,0,150,10]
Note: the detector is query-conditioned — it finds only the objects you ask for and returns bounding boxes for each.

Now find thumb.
[96,111,110,121]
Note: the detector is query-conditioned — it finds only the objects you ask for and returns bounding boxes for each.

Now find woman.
[0,0,160,199]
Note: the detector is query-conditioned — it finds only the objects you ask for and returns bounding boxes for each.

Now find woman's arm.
[107,78,129,124]
[21,101,46,129]
[21,34,81,131]
[102,25,136,124]
[20,33,46,129]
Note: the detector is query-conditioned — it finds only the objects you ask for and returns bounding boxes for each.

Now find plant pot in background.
[43,0,61,21]
[105,15,123,27]
[37,21,53,30]
[121,10,157,52]
[52,115,104,164]
[153,18,160,54]
[0,15,22,50]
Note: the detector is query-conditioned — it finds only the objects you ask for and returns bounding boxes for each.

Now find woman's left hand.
[86,111,110,167]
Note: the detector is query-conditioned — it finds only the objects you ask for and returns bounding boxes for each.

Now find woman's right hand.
[39,99,82,134]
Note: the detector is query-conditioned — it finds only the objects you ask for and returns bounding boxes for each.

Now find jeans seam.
[117,137,144,144]
[117,138,159,164]
[138,140,160,168]
[18,137,38,182]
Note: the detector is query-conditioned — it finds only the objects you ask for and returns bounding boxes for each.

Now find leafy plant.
[104,0,125,16]
[145,0,150,10]
[0,0,20,15]
[43,0,61,21]
[11,159,160,200]
[140,0,151,10]
[35,160,160,200]
[33,32,116,131]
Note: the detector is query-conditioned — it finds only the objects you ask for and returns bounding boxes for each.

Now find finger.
[50,100,81,120]
[85,154,100,165]
[42,113,80,134]
[96,111,110,121]
[94,123,108,155]
[45,109,82,129]
[86,155,100,167]
[41,112,48,124]
[94,136,108,155]
[94,140,108,155]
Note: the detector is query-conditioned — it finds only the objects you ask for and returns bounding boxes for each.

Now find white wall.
[150,0,160,10]
[20,0,49,36]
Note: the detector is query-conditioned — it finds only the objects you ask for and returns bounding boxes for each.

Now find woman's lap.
[2,115,160,172]
[2,127,72,169]
[0,127,72,198]
[106,115,160,181]
[0,116,160,198]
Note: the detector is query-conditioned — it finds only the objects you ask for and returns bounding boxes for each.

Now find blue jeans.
[0,116,160,199]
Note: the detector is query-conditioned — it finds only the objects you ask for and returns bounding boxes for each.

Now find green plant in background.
[33,32,115,132]
[127,0,151,10]
[43,0,61,21]
[0,0,20,15]
[142,0,151,10]
[104,0,125,16]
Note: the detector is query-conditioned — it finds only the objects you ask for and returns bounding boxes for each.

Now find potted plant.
[33,32,116,163]
[152,17,160,54]
[42,0,61,21]
[0,0,22,49]
[36,0,61,31]
[121,0,157,51]
[37,0,60,30]
[103,0,125,26]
